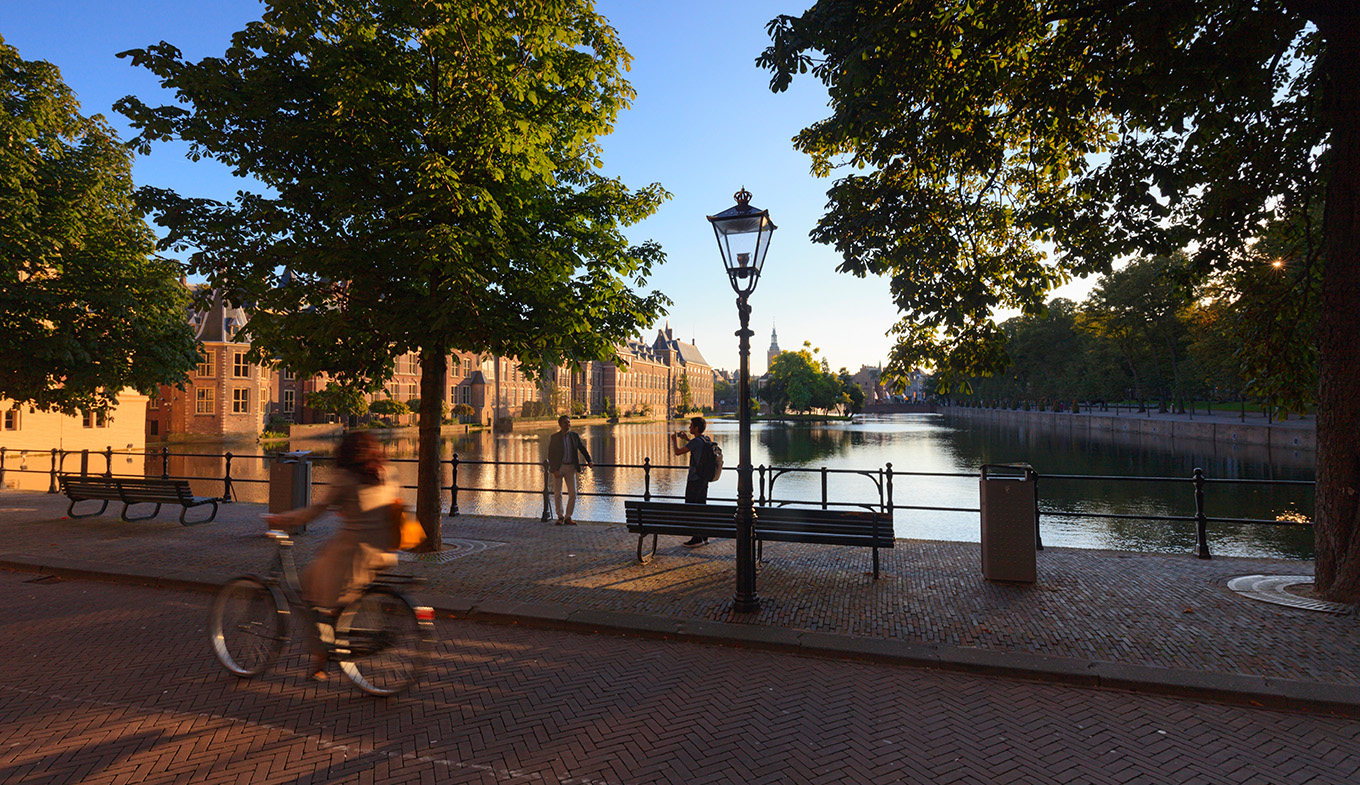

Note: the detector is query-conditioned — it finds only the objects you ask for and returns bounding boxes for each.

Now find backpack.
[701,436,723,482]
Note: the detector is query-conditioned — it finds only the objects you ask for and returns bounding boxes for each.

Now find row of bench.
[55,476,894,576]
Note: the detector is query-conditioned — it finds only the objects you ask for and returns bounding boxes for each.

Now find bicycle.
[208,528,434,696]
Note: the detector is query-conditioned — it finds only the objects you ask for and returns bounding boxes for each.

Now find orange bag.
[388,500,426,551]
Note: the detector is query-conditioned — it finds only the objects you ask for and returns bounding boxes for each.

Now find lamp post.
[708,187,776,613]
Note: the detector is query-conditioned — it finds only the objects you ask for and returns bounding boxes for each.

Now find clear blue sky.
[3,0,1088,375]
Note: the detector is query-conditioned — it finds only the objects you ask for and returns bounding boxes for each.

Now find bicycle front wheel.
[335,587,430,696]
[208,577,288,677]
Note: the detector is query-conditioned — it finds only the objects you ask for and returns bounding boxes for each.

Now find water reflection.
[47,412,1314,559]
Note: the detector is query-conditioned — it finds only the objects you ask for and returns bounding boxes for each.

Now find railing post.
[1033,469,1044,551]
[821,466,829,510]
[0,447,5,488]
[642,457,651,501]
[161,446,170,480]
[104,445,113,477]
[48,448,60,493]
[1193,467,1210,559]
[540,460,553,522]
[884,462,894,514]
[80,449,90,477]
[223,452,234,502]
[447,454,460,517]
[757,465,767,505]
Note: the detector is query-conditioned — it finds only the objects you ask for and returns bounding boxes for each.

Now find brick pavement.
[3,572,1359,785]
[1,489,1357,715]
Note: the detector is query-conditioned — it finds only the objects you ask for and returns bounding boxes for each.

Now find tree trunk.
[1313,13,1360,602]
[416,347,448,552]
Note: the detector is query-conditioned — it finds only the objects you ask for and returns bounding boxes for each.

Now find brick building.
[146,295,270,440]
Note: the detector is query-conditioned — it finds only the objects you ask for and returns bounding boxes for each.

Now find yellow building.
[0,392,149,490]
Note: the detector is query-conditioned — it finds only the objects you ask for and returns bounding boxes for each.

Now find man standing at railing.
[673,416,712,548]
[547,415,592,525]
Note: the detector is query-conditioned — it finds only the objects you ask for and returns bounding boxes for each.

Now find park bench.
[624,500,894,578]
[59,475,220,525]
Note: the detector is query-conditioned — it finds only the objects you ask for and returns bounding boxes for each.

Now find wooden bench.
[624,500,894,578]
[59,475,220,525]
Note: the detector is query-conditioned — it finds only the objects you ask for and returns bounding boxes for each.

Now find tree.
[307,384,368,419]
[0,37,199,415]
[761,1,1360,600]
[1080,256,1193,411]
[675,372,693,416]
[762,345,841,415]
[368,398,410,420]
[117,0,669,549]
[837,369,865,414]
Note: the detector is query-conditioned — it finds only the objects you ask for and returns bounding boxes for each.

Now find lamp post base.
[733,595,761,613]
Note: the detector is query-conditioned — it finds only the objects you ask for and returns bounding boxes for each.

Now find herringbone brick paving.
[2,572,1359,784]
[2,568,1360,783]
[1,491,1355,686]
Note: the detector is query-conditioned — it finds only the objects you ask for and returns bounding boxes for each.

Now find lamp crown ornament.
[734,187,752,208]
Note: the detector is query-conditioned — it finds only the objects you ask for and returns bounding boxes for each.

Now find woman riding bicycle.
[264,430,398,679]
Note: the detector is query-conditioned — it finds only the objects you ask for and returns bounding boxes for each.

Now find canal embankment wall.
[937,405,1315,453]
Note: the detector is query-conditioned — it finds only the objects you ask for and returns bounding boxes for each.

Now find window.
[460,386,471,405]
[283,389,295,413]
[196,388,215,414]
[2,409,18,430]
[197,352,213,377]
[232,388,250,414]
[233,353,250,378]
[407,383,417,400]
[81,410,107,428]
[148,395,159,410]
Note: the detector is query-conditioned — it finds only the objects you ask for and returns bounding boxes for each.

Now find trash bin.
[269,450,312,515]
[980,463,1037,583]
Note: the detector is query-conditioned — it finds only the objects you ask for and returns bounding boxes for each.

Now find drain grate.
[1227,575,1353,615]
[398,538,506,564]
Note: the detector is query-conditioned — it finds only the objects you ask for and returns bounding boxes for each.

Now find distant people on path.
[547,415,593,525]
[672,415,712,548]
[263,430,398,680]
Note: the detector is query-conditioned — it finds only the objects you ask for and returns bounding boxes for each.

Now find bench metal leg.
[180,500,219,525]
[121,502,162,522]
[66,498,109,519]
[636,533,657,564]
[872,547,880,579]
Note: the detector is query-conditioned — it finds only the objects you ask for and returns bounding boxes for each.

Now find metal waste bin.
[269,450,312,515]
[980,463,1037,583]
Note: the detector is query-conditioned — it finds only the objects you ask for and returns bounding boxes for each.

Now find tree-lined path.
[2,572,1358,784]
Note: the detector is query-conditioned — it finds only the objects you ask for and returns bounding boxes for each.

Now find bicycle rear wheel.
[335,587,430,696]
[208,577,288,677]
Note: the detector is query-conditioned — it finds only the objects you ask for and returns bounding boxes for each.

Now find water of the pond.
[178,412,1318,560]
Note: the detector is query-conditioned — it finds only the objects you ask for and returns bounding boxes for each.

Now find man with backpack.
[672,415,717,548]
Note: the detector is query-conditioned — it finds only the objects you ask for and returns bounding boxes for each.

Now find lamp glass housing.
[707,189,776,296]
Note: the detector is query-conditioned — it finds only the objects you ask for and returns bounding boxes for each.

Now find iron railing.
[0,445,1314,560]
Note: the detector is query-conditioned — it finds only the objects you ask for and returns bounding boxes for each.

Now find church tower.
[766,323,781,373]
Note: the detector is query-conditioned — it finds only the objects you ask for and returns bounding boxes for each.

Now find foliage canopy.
[0,37,199,415]
[116,0,670,542]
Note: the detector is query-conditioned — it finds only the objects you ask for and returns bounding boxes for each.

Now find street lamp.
[708,187,776,613]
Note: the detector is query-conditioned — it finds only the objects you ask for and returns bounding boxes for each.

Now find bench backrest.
[59,475,122,500]
[625,501,737,530]
[115,478,195,503]
[625,500,891,544]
